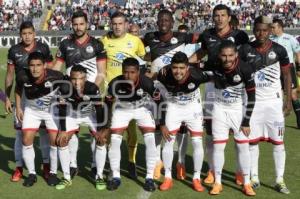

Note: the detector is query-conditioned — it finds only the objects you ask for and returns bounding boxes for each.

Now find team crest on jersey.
[162,55,172,64]
[86,46,94,53]
[44,81,53,88]
[188,83,195,89]
[136,88,144,96]
[127,41,133,48]
[257,71,265,81]
[233,74,241,82]
[227,37,235,42]
[268,51,276,60]
[82,95,90,101]
[170,37,178,44]
[222,90,230,98]
[36,99,44,106]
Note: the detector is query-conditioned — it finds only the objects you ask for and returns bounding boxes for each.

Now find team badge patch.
[44,81,53,88]
[233,74,241,82]
[170,37,178,44]
[188,83,195,89]
[268,51,276,59]
[86,46,94,53]
[136,88,144,96]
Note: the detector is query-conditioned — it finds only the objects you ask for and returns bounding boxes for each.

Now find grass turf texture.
[0,48,299,199]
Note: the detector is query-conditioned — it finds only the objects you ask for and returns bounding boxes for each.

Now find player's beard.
[75,30,86,38]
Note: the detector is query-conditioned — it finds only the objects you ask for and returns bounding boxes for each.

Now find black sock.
[292,99,300,127]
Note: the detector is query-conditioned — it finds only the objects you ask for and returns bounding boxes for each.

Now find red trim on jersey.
[235,139,250,144]
[139,126,156,132]
[264,138,284,145]
[255,40,272,54]
[189,130,203,137]
[169,128,180,135]
[56,57,65,62]
[248,136,264,143]
[213,139,228,144]
[75,35,91,47]
[224,58,239,74]
[246,87,255,92]
[22,41,36,53]
[66,129,79,134]
[217,27,233,39]
[96,58,106,62]
[22,128,39,132]
[281,63,291,68]
[47,129,58,133]
[111,126,127,133]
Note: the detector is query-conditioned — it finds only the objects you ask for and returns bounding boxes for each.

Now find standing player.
[209,41,256,196]
[15,52,64,187]
[55,65,107,190]
[4,21,53,182]
[271,18,300,128]
[189,4,249,185]
[101,12,146,179]
[239,16,292,194]
[158,52,211,192]
[103,58,159,192]
[144,9,199,180]
[53,10,107,177]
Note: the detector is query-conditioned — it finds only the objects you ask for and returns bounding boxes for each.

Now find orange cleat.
[192,179,205,192]
[243,184,256,196]
[11,167,23,182]
[210,183,223,195]
[235,171,244,186]
[160,177,173,191]
[204,170,214,184]
[43,163,50,180]
[153,161,164,180]
[176,163,186,180]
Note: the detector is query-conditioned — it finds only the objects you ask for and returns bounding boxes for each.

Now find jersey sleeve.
[15,71,26,91]
[7,47,15,67]
[44,44,53,63]
[236,31,249,46]
[56,41,66,62]
[143,32,151,47]
[278,46,291,68]
[197,32,207,51]
[136,37,146,57]
[95,40,107,62]
[290,36,300,53]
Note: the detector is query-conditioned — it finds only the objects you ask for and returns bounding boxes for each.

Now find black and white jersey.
[157,66,211,104]
[56,34,107,82]
[16,69,64,111]
[198,28,249,64]
[239,41,290,101]
[144,31,197,72]
[7,41,53,74]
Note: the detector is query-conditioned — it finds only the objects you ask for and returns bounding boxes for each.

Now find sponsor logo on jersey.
[67,47,75,51]
[209,38,216,42]
[44,81,53,88]
[268,51,276,59]
[188,83,195,89]
[222,90,231,98]
[82,95,90,101]
[170,37,178,44]
[247,53,256,57]
[24,83,32,87]
[162,55,172,65]
[36,99,44,106]
[15,53,23,57]
[116,52,125,61]
[136,88,144,96]
[153,39,160,42]
[257,71,265,81]
[233,74,241,82]
[86,46,94,53]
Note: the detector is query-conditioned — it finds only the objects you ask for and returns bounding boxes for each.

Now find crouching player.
[55,65,107,190]
[157,52,211,192]
[15,52,64,187]
[209,41,256,196]
[101,58,160,192]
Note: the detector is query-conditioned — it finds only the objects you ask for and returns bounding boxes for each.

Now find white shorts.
[249,100,285,144]
[165,99,203,136]
[110,106,155,132]
[212,104,249,143]
[22,106,58,133]
[203,82,215,120]
[64,113,98,136]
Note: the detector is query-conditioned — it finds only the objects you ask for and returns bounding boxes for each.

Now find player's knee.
[22,136,34,146]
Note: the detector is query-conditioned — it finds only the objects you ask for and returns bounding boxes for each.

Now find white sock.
[22,145,36,174]
[235,143,241,173]
[236,143,250,185]
[154,131,162,164]
[213,143,226,184]
[58,146,71,180]
[50,146,58,174]
[108,134,122,178]
[177,132,188,165]
[249,144,259,182]
[95,144,107,179]
[191,136,204,180]
[14,130,23,167]
[273,144,286,183]
[68,134,78,168]
[39,129,50,164]
[162,135,176,178]
[91,137,96,168]
[144,133,156,179]
[205,135,214,171]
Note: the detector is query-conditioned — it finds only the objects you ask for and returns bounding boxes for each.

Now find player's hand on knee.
[240,126,250,137]
[16,107,23,122]
[160,125,172,142]
[5,98,13,113]
[56,132,68,147]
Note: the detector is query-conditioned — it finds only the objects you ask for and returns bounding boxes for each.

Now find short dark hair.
[171,52,188,65]
[178,24,189,32]
[28,51,45,64]
[230,15,239,29]
[122,57,139,70]
[72,10,88,23]
[20,21,35,33]
[71,64,87,74]
[110,11,127,21]
[273,18,284,29]
[158,9,173,21]
[219,40,237,53]
[254,16,272,27]
[213,4,231,16]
